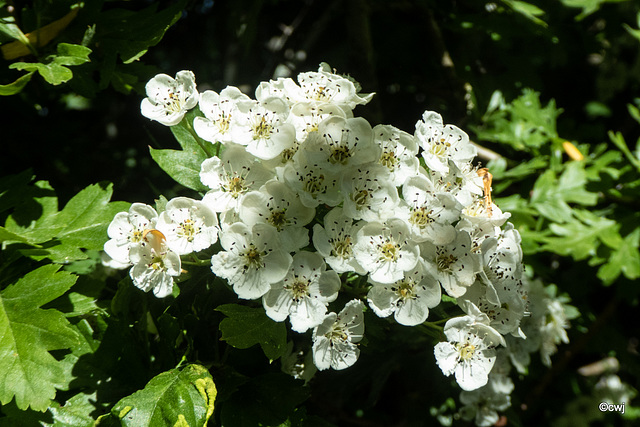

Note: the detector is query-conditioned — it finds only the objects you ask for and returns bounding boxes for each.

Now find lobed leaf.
[0,265,80,412]
[108,364,216,427]
[3,181,130,263]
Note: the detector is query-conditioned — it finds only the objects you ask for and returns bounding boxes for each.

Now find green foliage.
[149,110,211,192]
[9,43,91,85]
[0,265,79,412]
[2,179,129,263]
[217,304,288,361]
[100,364,216,427]
[483,90,640,288]
[0,1,186,96]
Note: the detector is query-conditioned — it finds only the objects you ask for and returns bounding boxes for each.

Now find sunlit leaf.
[0,265,80,411]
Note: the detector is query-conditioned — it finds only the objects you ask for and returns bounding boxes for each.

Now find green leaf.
[541,211,619,260]
[0,72,34,96]
[9,61,73,85]
[530,162,597,222]
[97,1,186,64]
[0,227,29,244]
[7,44,91,86]
[476,89,562,153]
[598,228,640,285]
[4,182,130,263]
[217,304,288,361]
[560,0,628,20]
[149,148,209,192]
[109,364,216,427]
[0,265,80,411]
[502,0,547,27]
[53,43,92,66]
[171,110,211,156]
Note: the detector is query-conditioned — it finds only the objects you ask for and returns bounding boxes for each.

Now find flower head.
[312,299,365,370]
[211,223,292,299]
[263,251,341,332]
[156,197,219,255]
[129,229,181,298]
[434,315,505,391]
[104,203,158,265]
[141,71,198,126]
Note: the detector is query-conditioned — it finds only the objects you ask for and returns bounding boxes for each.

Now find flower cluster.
[104,65,573,425]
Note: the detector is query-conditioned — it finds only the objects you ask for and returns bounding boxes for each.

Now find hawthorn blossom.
[200,145,274,213]
[304,116,378,171]
[231,99,296,160]
[211,223,292,299]
[415,111,476,174]
[312,299,365,371]
[420,228,480,298]
[129,229,181,298]
[104,203,158,266]
[156,197,219,255]
[373,124,419,186]
[367,258,441,326]
[263,251,341,332]
[400,173,461,245]
[140,71,198,126]
[341,164,399,222]
[193,86,251,144]
[312,207,366,274]
[239,180,315,251]
[353,218,419,284]
[282,151,341,208]
[282,63,374,112]
[434,314,505,391]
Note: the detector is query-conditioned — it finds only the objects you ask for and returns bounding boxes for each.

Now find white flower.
[341,164,399,222]
[428,162,484,208]
[312,299,365,371]
[104,203,158,265]
[140,71,198,126]
[231,99,296,160]
[420,228,480,298]
[461,197,511,228]
[434,315,505,391]
[312,207,366,274]
[400,173,461,245]
[263,251,341,332]
[193,86,251,144]
[283,64,374,112]
[129,229,181,298]
[239,180,315,251]
[415,111,476,174]
[353,218,419,284]
[156,197,219,255]
[211,223,292,299]
[200,145,274,213]
[288,102,346,141]
[282,151,341,208]
[373,124,419,186]
[302,116,378,173]
[367,258,441,326]
[458,280,525,335]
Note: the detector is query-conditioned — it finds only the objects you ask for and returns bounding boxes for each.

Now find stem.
[182,117,215,158]
[609,130,640,172]
[182,254,211,267]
